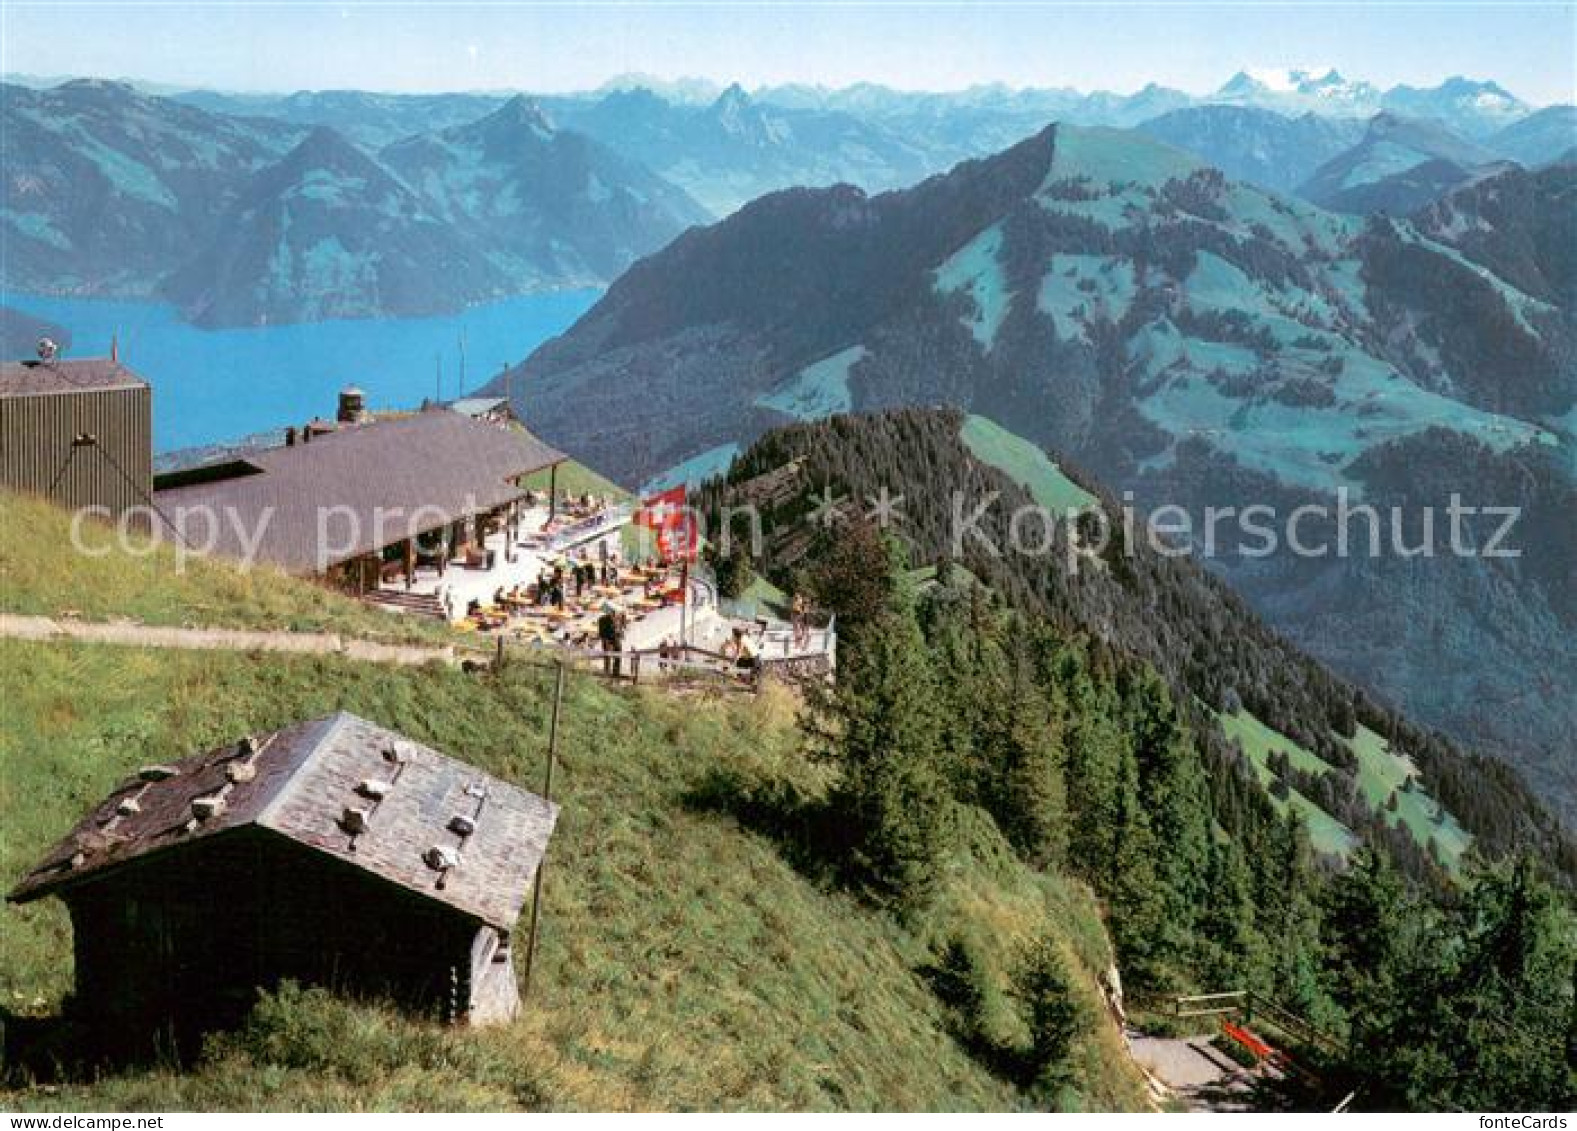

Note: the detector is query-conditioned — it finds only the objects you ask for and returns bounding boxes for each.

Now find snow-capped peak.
[1245,66,1333,93]
[1211,67,1381,114]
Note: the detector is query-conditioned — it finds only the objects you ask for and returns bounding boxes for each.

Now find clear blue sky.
[3,1,1574,104]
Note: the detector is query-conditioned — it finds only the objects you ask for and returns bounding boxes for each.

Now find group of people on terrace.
[443,540,688,648]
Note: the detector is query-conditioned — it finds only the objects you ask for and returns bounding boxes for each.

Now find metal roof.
[153,409,565,573]
[0,358,148,399]
[9,712,559,930]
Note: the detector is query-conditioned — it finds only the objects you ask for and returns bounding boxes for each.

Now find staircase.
[363,588,446,620]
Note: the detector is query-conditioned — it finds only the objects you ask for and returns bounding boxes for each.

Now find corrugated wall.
[0,387,152,518]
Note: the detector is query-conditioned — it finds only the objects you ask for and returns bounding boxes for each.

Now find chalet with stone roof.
[9,713,558,1051]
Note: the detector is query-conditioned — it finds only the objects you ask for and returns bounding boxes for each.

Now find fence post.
[522,660,566,1002]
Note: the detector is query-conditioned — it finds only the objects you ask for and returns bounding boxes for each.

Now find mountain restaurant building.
[153,407,566,593]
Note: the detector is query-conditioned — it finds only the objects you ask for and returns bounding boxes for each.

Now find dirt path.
[1127,1030,1258,1111]
[0,613,456,667]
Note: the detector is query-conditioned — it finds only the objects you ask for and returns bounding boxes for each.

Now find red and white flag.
[635,485,686,530]
[637,484,698,564]
[658,515,699,563]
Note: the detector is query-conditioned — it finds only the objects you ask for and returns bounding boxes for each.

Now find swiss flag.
[636,485,687,530]
[658,514,699,563]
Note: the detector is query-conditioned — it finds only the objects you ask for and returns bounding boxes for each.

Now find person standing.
[598,602,626,677]
[791,593,810,650]
[614,609,629,676]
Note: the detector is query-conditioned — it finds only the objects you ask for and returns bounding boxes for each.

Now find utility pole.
[521,660,566,1001]
[457,330,467,396]
[679,560,689,649]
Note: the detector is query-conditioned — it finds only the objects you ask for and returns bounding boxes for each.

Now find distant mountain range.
[1490,105,1577,168]
[486,125,1576,817]
[1,80,706,326]
[3,70,1572,326]
[1297,112,1510,215]
[1138,106,1365,191]
[1,80,301,299]
[160,126,513,326]
[380,96,710,284]
[542,84,938,216]
[172,88,511,149]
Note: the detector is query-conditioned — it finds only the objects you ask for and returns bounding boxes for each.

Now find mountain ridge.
[380,95,710,287]
[487,124,1576,810]
[2,81,707,325]
[160,125,512,326]
[1298,112,1506,214]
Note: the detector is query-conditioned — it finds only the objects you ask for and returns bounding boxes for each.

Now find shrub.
[1014,937,1085,1091]
[929,934,993,1041]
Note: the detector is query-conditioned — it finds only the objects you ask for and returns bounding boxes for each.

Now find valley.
[494,124,1575,822]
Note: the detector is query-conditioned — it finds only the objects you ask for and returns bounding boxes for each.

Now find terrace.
[369,495,836,677]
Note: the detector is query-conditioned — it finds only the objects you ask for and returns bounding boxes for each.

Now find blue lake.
[2,290,602,452]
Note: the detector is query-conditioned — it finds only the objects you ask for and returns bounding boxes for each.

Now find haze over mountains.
[486,124,1576,817]
[0,80,707,326]
[3,67,1573,327]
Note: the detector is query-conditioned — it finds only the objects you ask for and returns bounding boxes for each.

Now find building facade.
[153,407,565,590]
[0,355,152,519]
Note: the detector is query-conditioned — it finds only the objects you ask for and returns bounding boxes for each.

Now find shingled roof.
[0,358,147,398]
[9,713,559,930]
[153,410,565,573]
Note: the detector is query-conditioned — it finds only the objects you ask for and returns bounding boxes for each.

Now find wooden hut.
[0,353,152,519]
[8,713,558,1053]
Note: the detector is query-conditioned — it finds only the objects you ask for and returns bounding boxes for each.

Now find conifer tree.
[989,671,1069,870]
[1197,838,1263,988]
[1321,846,1407,1022]
[1015,935,1084,1092]
[812,528,949,908]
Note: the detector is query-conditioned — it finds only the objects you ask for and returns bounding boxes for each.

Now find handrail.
[1166,989,1343,1056]
[529,504,633,552]
[756,628,837,662]
[496,638,756,688]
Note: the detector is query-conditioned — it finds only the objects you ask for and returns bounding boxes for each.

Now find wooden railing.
[757,624,837,664]
[1169,990,1344,1057]
[460,636,758,690]
[523,504,632,553]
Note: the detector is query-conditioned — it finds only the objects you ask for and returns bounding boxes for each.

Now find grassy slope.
[1215,705,1473,870]
[959,416,1097,513]
[0,491,449,646]
[520,460,654,561]
[0,516,1148,1111]
[1345,724,1472,870]
[1217,709,1358,858]
[520,460,634,501]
